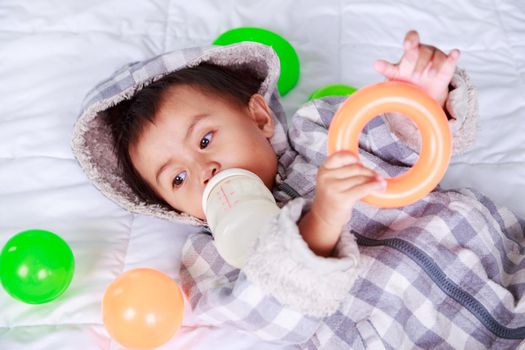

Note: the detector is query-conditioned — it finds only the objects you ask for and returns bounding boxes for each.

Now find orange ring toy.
[327,81,452,208]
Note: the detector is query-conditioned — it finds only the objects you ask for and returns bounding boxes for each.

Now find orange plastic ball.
[327,81,452,208]
[102,268,185,350]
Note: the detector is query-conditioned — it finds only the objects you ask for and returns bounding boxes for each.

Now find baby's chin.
[194,212,206,221]
[164,200,206,221]
[180,207,206,221]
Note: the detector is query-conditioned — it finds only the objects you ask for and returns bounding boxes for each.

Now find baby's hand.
[374,30,460,107]
[311,152,386,229]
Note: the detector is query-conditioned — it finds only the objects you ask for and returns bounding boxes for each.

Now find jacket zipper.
[277,183,301,199]
[277,182,524,338]
[354,232,525,339]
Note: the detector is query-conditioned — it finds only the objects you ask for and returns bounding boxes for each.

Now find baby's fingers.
[398,30,420,74]
[429,49,460,77]
[439,49,460,78]
[427,49,448,76]
[343,178,387,200]
[403,30,420,50]
[323,151,359,170]
[374,59,400,80]
[375,30,421,80]
[326,163,376,180]
[413,45,435,76]
[338,175,386,192]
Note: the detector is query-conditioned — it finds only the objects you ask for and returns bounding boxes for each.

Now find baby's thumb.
[374,60,396,80]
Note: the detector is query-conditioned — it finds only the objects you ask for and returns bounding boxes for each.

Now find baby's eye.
[172,171,187,188]
[200,132,213,149]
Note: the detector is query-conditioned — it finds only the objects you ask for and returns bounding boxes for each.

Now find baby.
[72,31,525,349]
[107,31,457,256]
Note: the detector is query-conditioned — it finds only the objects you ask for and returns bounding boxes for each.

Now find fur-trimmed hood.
[71,42,290,226]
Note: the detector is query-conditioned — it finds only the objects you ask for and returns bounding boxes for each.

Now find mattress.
[1,0,524,349]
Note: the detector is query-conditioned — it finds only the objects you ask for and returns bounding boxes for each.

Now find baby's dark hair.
[104,62,264,208]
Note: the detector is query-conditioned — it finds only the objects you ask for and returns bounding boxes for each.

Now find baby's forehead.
[139,87,241,138]
[158,83,245,115]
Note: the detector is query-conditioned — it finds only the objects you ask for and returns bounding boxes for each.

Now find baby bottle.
[202,168,280,269]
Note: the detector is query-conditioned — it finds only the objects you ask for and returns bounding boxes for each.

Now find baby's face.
[129,84,278,220]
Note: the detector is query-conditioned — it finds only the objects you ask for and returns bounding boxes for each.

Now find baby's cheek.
[184,193,206,220]
[193,206,206,221]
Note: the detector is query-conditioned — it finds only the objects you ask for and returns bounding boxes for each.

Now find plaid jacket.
[71,42,525,349]
[180,97,525,349]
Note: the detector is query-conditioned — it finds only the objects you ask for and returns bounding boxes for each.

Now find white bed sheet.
[1,0,524,349]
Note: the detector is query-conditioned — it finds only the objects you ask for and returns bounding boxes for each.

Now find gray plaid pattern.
[181,96,524,349]
[180,233,321,344]
[81,47,209,110]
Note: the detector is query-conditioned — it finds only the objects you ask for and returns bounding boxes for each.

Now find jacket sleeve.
[179,227,322,345]
[179,197,361,343]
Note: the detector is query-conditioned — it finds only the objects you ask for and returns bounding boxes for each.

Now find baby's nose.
[202,163,220,185]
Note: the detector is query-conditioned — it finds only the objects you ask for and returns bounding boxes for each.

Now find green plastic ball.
[0,229,75,304]
[213,27,300,97]
[308,84,358,101]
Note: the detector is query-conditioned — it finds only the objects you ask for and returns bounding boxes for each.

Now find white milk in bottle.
[202,168,280,268]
